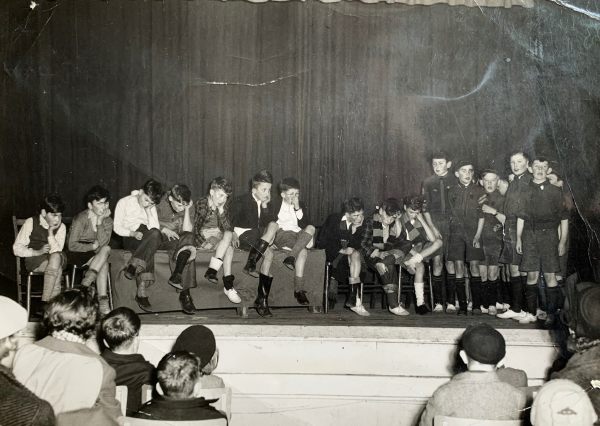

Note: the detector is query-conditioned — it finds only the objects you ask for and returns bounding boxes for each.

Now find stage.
[19,303,559,425]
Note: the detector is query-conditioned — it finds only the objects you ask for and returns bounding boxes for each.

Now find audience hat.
[577,285,600,339]
[460,323,505,365]
[531,379,597,425]
[0,296,28,339]
[172,325,216,369]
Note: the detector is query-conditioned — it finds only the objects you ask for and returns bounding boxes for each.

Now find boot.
[179,289,196,315]
[223,275,241,304]
[135,280,152,312]
[81,268,98,288]
[414,282,430,315]
[168,249,191,290]
[244,239,269,277]
[255,273,273,317]
[204,257,223,284]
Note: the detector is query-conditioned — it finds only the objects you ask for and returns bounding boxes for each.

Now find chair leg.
[427,263,435,308]
[107,266,114,310]
[26,275,32,316]
[71,266,78,289]
[324,262,330,314]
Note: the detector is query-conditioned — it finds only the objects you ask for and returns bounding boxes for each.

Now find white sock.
[414,282,425,306]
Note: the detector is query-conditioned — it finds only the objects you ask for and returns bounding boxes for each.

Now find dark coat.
[231,193,276,232]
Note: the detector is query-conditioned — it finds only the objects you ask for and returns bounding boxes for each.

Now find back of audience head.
[0,296,28,367]
[44,290,97,340]
[459,323,506,370]
[531,379,597,425]
[172,325,219,375]
[101,307,141,352]
[141,179,164,206]
[157,351,201,400]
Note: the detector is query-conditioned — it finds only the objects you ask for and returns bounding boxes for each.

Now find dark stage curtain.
[1,0,599,281]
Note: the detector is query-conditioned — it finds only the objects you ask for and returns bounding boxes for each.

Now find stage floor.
[135,302,544,330]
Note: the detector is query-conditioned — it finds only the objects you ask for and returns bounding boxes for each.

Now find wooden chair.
[397,261,435,309]
[434,416,521,425]
[12,215,71,316]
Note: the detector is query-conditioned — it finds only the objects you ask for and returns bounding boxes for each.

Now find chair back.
[434,415,522,426]
[195,387,232,421]
[123,417,227,426]
[115,385,129,417]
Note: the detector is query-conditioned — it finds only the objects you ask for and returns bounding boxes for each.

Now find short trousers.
[273,230,300,250]
[198,228,224,250]
[520,228,561,273]
[24,252,67,272]
[481,230,503,266]
[65,251,95,267]
[238,229,262,251]
[499,218,521,266]
[430,213,450,258]
[447,226,485,262]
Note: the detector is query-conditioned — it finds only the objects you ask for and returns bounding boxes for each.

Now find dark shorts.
[273,230,300,250]
[520,228,561,273]
[447,226,485,262]
[238,229,262,251]
[499,219,521,266]
[66,250,95,267]
[482,230,503,266]
[430,213,450,258]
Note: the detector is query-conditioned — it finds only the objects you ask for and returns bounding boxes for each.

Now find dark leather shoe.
[471,308,482,316]
[415,304,430,315]
[124,264,138,280]
[254,297,273,317]
[457,308,468,316]
[204,268,219,284]
[168,272,183,290]
[283,256,296,271]
[179,290,196,315]
[294,290,310,306]
[135,295,152,312]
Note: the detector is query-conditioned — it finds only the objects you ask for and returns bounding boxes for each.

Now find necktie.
[440,178,446,213]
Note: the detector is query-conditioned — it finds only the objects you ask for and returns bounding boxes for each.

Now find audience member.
[101,307,156,415]
[133,351,227,422]
[419,323,526,425]
[0,296,56,426]
[551,284,600,417]
[67,185,113,315]
[13,195,67,306]
[531,379,597,425]
[12,290,121,425]
[172,325,225,389]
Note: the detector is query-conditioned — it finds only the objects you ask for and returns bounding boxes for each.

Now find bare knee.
[304,225,316,235]
[222,231,233,244]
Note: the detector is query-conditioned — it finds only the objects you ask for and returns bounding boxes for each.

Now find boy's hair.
[379,198,401,216]
[251,170,273,189]
[101,307,141,350]
[86,185,110,204]
[156,351,200,399]
[40,194,65,214]
[279,177,300,193]
[343,197,364,214]
[480,169,500,180]
[209,177,233,195]
[430,151,450,162]
[509,150,530,163]
[43,289,97,339]
[403,195,425,212]
[141,179,164,205]
[531,155,551,165]
[169,184,192,204]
